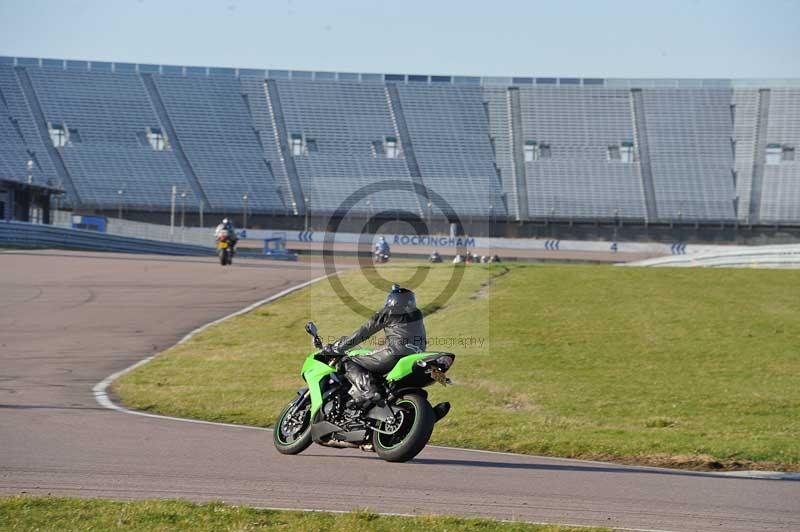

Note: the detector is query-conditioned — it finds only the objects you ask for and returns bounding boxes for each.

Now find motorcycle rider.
[331,284,426,407]
[374,236,390,257]
[214,218,238,253]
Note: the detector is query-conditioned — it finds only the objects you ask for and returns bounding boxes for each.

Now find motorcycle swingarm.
[364,403,400,423]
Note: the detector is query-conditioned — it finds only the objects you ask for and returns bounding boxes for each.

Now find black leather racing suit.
[334,307,426,402]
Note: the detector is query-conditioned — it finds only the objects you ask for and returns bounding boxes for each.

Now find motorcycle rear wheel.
[373,392,434,463]
[273,396,312,455]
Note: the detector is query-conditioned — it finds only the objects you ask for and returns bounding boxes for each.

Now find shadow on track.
[2,250,308,270]
[0,403,108,412]
[303,454,797,482]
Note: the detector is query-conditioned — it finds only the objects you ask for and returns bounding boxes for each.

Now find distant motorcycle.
[374,250,390,264]
[217,235,234,266]
[273,322,455,462]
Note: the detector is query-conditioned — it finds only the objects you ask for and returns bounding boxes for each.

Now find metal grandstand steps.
[140,73,210,210]
[631,89,658,222]
[240,77,298,215]
[508,87,530,220]
[265,80,306,215]
[14,68,81,206]
[385,83,427,218]
[748,89,771,224]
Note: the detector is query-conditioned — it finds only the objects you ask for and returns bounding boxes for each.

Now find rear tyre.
[273,395,313,455]
[373,392,435,463]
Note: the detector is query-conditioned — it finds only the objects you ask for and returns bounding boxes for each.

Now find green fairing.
[302,350,442,418]
[384,353,442,382]
[346,348,373,357]
[301,352,335,419]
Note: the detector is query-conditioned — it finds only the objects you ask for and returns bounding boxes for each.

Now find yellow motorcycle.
[217,236,234,266]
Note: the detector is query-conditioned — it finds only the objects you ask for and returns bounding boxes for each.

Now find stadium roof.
[2,55,799,89]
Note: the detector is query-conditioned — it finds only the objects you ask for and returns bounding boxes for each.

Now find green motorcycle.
[273,321,454,463]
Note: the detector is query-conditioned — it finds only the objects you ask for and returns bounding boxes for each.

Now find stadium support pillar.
[386,83,428,218]
[508,88,529,221]
[748,89,771,224]
[631,89,659,222]
[265,81,306,216]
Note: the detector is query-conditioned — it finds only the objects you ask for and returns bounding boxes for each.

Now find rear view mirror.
[305,322,318,337]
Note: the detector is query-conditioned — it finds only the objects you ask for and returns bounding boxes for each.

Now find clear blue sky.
[1,0,798,78]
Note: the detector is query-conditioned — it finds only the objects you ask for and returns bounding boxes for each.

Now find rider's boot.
[343,360,381,409]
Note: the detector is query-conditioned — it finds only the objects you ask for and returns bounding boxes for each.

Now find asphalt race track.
[1,251,798,531]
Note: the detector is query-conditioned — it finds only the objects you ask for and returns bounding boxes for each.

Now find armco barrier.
[0,221,215,256]
[626,244,800,268]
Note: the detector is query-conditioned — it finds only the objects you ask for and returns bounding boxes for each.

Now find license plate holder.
[430,367,448,386]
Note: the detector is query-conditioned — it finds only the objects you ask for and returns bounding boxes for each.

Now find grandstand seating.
[0,65,60,189]
[152,75,285,213]
[239,76,295,213]
[516,86,646,219]
[0,56,798,224]
[395,83,505,218]
[482,88,518,218]
[761,88,800,222]
[639,88,736,221]
[274,79,419,215]
[25,67,196,210]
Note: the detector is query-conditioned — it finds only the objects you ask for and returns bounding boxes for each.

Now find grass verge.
[114,263,800,471]
[0,496,607,531]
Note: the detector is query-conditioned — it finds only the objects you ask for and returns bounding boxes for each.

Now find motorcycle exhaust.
[318,440,360,449]
[433,402,451,422]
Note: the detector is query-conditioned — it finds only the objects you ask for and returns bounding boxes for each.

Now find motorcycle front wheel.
[373,392,435,463]
[273,395,312,455]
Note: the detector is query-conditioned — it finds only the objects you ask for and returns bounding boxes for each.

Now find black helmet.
[385,284,416,314]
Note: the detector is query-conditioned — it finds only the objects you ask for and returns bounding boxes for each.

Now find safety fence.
[626,244,800,268]
[0,220,215,256]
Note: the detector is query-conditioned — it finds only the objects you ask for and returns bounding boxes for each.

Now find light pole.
[117,189,124,220]
[170,185,177,239]
[26,159,34,185]
[242,193,249,229]
[180,191,187,232]
[199,200,204,228]
[304,196,310,232]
